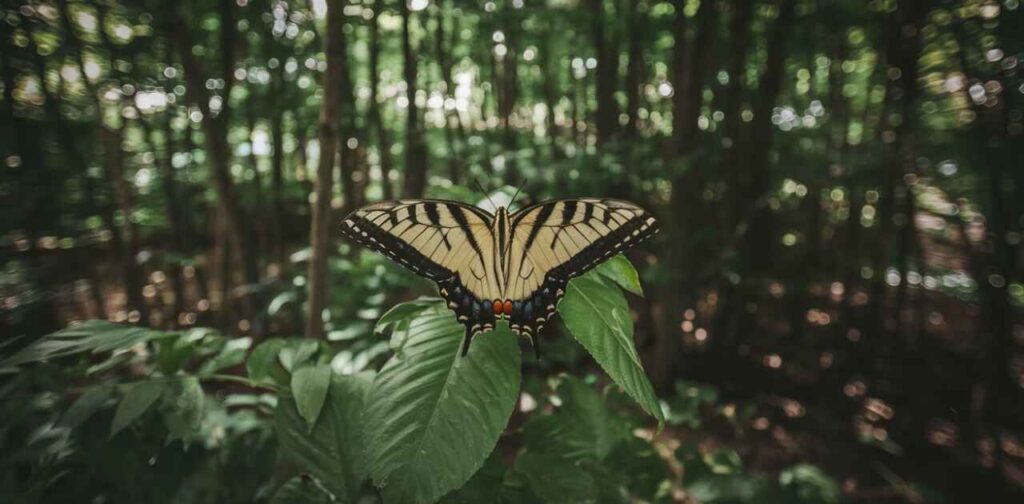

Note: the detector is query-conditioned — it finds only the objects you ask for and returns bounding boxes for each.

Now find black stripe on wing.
[340,211,455,281]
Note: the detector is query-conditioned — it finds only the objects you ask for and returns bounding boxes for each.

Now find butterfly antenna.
[474,178,499,211]
[509,179,528,208]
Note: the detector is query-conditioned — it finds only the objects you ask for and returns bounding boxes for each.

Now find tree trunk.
[718,0,796,350]
[499,4,520,185]
[590,0,617,144]
[719,0,754,227]
[139,116,187,327]
[369,2,394,200]
[670,0,718,155]
[540,23,563,159]
[624,0,643,138]
[246,95,269,274]
[270,69,287,266]
[869,0,926,339]
[434,0,465,184]
[169,2,258,327]
[307,0,345,339]
[401,1,428,198]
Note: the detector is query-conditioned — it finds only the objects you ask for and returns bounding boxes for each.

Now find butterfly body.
[340,198,657,356]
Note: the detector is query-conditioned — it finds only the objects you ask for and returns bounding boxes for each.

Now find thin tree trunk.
[500,4,520,185]
[869,0,926,339]
[624,0,643,138]
[169,2,258,328]
[246,95,269,275]
[540,23,563,159]
[401,1,428,198]
[720,0,754,228]
[139,117,187,327]
[270,67,287,266]
[590,0,617,144]
[369,3,394,200]
[434,0,464,184]
[670,0,718,155]
[307,0,345,339]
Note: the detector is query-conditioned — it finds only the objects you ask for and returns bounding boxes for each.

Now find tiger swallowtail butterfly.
[340,198,658,356]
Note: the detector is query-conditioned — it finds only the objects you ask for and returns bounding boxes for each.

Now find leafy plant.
[1,255,844,503]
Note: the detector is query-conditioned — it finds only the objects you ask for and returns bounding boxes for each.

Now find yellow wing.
[503,199,658,338]
[340,199,503,354]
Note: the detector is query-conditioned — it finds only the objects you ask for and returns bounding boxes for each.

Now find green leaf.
[278,339,319,372]
[198,337,252,375]
[685,474,778,503]
[110,380,165,438]
[375,297,440,350]
[704,448,743,475]
[374,297,437,334]
[290,364,332,430]
[161,376,205,442]
[366,302,521,504]
[779,464,842,504]
[522,377,629,461]
[267,291,299,316]
[155,334,199,374]
[594,254,644,296]
[270,476,333,504]
[514,450,597,504]
[439,453,507,504]
[60,386,114,429]
[248,338,289,386]
[2,321,172,367]
[276,372,373,502]
[606,436,671,501]
[560,275,664,427]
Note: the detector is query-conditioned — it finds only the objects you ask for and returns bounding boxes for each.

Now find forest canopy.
[1,0,1023,503]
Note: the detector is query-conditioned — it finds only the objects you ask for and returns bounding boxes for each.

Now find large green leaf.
[276,372,373,502]
[290,364,332,430]
[560,275,664,427]
[366,302,521,504]
[2,321,172,367]
[110,380,166,438]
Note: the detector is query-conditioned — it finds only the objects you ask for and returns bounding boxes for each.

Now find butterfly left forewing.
[340,199,501,354]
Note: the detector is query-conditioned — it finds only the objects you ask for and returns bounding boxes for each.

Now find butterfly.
[340,198,658,356]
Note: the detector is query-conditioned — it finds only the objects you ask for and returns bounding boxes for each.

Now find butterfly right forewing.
[504,199,658,344]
